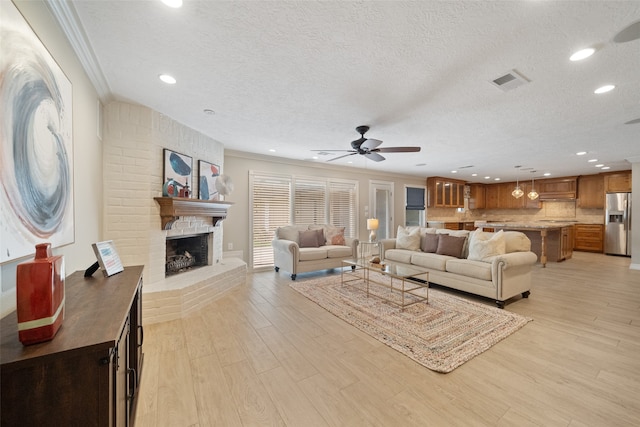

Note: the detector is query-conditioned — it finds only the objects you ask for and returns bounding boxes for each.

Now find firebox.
[165,233,210,276]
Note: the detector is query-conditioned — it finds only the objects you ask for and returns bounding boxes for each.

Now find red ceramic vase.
[16,243,65,345]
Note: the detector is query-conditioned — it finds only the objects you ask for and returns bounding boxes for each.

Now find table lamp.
[367,218,379,242]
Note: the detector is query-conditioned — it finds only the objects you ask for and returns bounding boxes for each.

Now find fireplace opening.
[165,233,210,276]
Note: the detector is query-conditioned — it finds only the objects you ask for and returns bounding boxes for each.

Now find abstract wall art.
[0,1,74,263]
[163,149,192,197]
[198,160,220,200]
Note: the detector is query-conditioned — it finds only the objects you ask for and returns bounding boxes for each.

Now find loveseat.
[272,224,359,280]
[379,226,538,308]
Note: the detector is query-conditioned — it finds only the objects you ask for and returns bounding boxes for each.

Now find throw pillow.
[436,234,466,258]
[467,230,506,261]
[299,230,320,248]
[503,231,531,252]
[325,226,345,246]
[420,233,439,253]
[396,226,421,251]
[314,228,325,247]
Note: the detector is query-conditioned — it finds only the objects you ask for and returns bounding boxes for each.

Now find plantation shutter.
[293,179,327,225]
[329,181,357,238]
[250,172,292,268]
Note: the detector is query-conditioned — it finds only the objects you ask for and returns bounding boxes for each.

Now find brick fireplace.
[103,101,246,325]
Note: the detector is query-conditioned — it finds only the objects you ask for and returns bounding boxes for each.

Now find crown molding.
[46,0,112,102]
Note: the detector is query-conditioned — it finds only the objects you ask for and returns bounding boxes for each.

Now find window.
[250,173,291,268]
[250,172,358,269]
[294,179,327,225]
[406,186,425,227]
[329,180,357,238]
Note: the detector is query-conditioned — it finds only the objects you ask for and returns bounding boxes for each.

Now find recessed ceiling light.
[588,159,598,162]
[347,161,353,164]
[601,166,610,170]
[576,151,587,156]
[451,170,457,174]
[494,178,501,181]
[570,48,595,61]
[269,149,276,153]
[543,173,551,176]
[594,85,615,94]
[484,176,491,180]
[159,74,176,84]
[471,173,478,177]
[161,0,183,8]
[312,156,318,160]
[595,164,604,167]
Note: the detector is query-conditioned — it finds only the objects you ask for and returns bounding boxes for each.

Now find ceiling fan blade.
[376,146,421,153]
[310,149,355,152]
[364,152,385,162]
[361,138,383,150]
[327,152,357,162]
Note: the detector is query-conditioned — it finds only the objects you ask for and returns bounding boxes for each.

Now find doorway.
[370,180,394,240]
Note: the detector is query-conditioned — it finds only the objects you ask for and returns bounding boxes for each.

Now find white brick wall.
[103,101,240,322]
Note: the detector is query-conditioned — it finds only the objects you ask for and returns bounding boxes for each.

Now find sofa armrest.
[272,238,299,254]
[379,239,397,259]
[345,237,359,258]
[491,251,538,269]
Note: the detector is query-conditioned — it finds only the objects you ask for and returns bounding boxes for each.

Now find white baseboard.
[630,263,640,271]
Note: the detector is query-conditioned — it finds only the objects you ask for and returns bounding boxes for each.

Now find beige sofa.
[272,224,359,280]
[380,227,538,308]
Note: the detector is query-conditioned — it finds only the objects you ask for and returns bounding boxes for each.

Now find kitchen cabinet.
[537,177,577,200]
[574,224,604,252]
[604,171,631,192]
[561,226,574,261]
[468,184,485,209]
[577,174,605,208]
[483,182,541,209]
[427,177,465,208]
[1,266,144,427]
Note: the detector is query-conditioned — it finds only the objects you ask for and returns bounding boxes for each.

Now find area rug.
[290,271,531,373]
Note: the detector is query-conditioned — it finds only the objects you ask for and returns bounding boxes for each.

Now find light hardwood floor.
[134,252,640,427]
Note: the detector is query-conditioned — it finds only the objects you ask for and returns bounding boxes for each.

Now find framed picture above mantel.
[198,160,221,201]
[163,149,192,198]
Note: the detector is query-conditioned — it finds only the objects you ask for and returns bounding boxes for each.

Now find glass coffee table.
[341,259,429,311]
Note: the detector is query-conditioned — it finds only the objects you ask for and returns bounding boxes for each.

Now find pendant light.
[528,178,539,200]
[511,179,524,199]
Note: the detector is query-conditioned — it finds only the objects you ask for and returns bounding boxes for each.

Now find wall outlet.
[227,242,233,250]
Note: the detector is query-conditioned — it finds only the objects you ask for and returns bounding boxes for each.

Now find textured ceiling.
[62,0,640,181]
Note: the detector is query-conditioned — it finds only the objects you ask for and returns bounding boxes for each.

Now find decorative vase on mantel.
[16,243,65,345]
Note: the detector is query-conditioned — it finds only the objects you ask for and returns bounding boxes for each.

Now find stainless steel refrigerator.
[605,192,632,256]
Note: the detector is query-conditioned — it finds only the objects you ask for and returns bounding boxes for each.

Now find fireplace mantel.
[154,197,233,230]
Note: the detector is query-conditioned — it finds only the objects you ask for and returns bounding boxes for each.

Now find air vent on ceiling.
[490,69,530,92]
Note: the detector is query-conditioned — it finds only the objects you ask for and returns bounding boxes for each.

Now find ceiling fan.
[314,125,421,162]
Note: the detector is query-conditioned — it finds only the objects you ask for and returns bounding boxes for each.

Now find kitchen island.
[475,221,576,267]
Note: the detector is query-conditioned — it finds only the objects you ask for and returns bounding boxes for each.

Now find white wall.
[1,1,102,317]
[223,150,426,269]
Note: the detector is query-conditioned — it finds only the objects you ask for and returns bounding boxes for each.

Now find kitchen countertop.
[474,221,578,229]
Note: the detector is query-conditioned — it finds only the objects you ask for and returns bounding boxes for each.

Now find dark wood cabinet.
[426,177,465,208]
[604,171,631,193]
[574,224,604,252]
[577,174,605,208]
[467,184,485,209]
[537,177,577,200]
[1,266,144,427]
[483,182,541,209]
